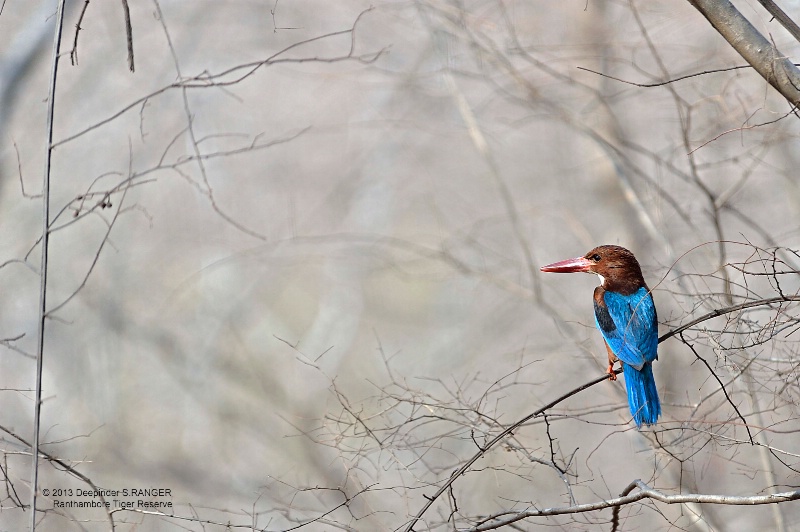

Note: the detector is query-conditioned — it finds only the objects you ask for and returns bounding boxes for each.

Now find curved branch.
[402,369,622,532]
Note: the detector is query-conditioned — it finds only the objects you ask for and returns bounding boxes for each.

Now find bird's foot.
[606,364,617,381]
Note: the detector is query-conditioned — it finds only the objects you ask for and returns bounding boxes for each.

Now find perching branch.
[405,294,800,531]
[403,369,622,532]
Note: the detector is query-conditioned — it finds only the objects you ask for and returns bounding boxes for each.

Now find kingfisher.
[540,245,661,427]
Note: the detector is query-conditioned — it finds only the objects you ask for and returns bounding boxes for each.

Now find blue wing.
[593,287,658,370]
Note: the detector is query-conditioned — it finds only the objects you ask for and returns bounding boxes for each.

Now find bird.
[540,245,660,427]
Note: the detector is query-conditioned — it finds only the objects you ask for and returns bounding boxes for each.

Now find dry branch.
[467,479,800,531]
[405,293,800,531]
[687,0,800,106]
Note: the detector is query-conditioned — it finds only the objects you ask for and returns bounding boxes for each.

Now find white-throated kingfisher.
[540,245,661,427]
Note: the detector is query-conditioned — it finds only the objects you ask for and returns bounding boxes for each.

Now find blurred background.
[1,1,800,530]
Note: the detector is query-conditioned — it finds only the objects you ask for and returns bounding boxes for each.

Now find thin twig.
[1,423,115,529]
[578,63,800,88]
[53,8,382,148]
[577,64,754,87]
[13,140,41,198]
[679,331,754,442]
[270,0,302,32]
[755,0,800,44]
[469,479,800,531]
[120,0,134,71]
[31,1,68,529]
[69,0,90,66]
[688,105,798,154]
[658,295,800,344]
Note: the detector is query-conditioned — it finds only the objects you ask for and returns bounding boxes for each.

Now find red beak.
[540,256,593,273]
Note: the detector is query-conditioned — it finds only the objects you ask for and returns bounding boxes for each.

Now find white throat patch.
[596,273,605,286]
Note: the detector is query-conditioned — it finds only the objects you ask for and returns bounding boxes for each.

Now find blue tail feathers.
[621,362,661,427]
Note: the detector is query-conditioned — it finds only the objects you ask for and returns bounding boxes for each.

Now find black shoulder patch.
[594,288,616,333]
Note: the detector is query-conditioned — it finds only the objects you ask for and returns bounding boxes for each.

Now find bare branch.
[52,8,383,149]
[121,0,134,72]
[754,0,800,44]
[31,1,68,527]
[687,0,800,106]
[468,480,800,531]
[403,369,621,532]
[69,0,90,66]
[577,64,757,87]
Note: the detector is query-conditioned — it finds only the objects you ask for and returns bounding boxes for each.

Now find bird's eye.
[591,254,601,262]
